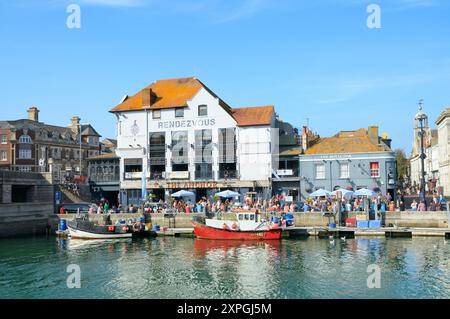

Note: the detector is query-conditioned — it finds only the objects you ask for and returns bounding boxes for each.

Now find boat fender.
[222,223,229,230]
[132,223,143,232]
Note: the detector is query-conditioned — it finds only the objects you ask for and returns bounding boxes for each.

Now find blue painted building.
[299,126,396,200]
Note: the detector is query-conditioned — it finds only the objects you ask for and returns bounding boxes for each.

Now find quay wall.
[0,203,55,238]
[56,211,450,230]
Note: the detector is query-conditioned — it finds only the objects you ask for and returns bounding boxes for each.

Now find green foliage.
[395,148,409,182]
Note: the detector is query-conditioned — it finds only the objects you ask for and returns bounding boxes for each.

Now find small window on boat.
[250,214,255,221]
[238,214,244,221]
[244,214,249,220]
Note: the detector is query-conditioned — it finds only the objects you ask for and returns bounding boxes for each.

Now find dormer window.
[19,134,32,144]
[153,109,161,120]
[175,108,184,118]
[198,105,208,117]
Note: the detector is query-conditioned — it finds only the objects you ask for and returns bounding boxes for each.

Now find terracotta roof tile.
[110,77,231,112]
[231,106,274,126]
[305,128,389,155]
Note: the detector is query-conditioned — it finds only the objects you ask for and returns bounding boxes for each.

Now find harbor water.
[0,236,449,299]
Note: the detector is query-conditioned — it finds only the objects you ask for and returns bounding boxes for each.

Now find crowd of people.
[71,190,447,216]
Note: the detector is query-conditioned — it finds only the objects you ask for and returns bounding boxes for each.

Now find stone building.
[299,126,396,200]
[436,107,450,196]
[0,107,101,182]
[88,138,120,206]
[410,107,450,196]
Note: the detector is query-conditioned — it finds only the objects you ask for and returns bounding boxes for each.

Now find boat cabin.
[236,210,261,223]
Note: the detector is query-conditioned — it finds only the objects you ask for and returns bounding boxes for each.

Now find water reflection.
[1,237,449,299]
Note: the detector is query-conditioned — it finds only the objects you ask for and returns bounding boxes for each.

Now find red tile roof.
[110,77,228,112]
[231,106,274,126]
[305,128,390,155]
[110,77,274,126]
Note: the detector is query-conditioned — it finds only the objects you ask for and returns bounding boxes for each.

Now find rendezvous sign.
[157,118,216,129]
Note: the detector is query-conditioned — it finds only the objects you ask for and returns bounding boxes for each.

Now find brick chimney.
[142,88,153,108]
[27,106,39,122]
[368,125,379,145]
[302,126,309,152]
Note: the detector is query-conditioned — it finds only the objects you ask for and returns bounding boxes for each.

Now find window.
[315,164,325,180]
[0,150,7,161]
[175,108,184,118]
[195,129,212,163]
[198,105,208,116]
[88,136,97,146]
[19,149,32,159]
[19,135,32,144]
[1,135,6,144]
[152,110,161,119]
[339,163,349,179]
[171,131,188,164]
[370,162,380,177]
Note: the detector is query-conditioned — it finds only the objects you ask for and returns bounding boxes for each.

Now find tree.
[395,149,409,184]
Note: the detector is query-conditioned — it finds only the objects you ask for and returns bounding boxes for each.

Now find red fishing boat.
[192,210,282,240]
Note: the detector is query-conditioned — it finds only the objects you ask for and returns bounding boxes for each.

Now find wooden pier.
[155,228,195,238]
[283,227,450,239]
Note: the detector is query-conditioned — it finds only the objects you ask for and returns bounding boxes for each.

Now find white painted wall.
[115,87,275,185]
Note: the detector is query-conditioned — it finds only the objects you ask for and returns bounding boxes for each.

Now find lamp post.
[415,100,427,210]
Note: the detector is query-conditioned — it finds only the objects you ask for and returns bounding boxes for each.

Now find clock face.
[131,120,139,136]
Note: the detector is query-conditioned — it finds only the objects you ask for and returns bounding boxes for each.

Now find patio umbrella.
[309,189,331,198]
[331,188,354,199]
[171,190,195,198]
[215,190,240,198]
[354,188,375,197]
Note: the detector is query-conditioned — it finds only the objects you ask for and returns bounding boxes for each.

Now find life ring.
[231,223,239,230]
[132,223,143,232]
[107,226,115,232]
[122,226,129,232]
[222,223,229,230]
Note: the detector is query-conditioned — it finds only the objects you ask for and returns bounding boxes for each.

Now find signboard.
[167,181,217,189]
[157,118,216,129]
[276,169,293,176]
[125,172,150,179]
[168,171,189,180]
[285,196,293,202]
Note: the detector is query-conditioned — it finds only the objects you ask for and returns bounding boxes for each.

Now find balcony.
[124,171,147,180]
[195,171,213,180]
[89,174,120,183]
[218,170,238,180]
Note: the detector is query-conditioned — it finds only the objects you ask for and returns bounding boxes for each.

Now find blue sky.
[0,0,449,154]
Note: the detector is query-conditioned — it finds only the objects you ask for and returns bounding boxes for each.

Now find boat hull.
[67,225,133,239]
[192,222,282,240]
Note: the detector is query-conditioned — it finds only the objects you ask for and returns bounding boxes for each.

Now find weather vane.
[418,99,423,111]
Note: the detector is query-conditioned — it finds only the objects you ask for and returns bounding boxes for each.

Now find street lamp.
[415,100,427,210]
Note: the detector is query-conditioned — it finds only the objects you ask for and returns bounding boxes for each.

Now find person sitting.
[410,200,418,211]
[417,201,426,212]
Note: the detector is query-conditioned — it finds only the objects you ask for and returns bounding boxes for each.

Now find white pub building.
[111,77,282,205]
